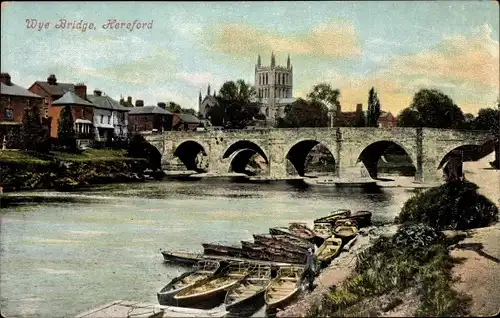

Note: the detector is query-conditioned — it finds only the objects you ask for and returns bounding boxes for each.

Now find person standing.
[301,247,317,291]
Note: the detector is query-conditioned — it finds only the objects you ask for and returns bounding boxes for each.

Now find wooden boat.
[313,223,333,240]
[173,262,250,309]
[313,209,351,224]
[242,241,304,264]
[224,265,272,313]
[157,260,220,306]
[315,236,343,265]
[202,243,244,258]
[288,222,316,241]
[345,210,373,228]
[332,219,358,240]
[161,250,202,266]
[269,226,296,237]
[253,234,312,252]
[265,266,303,311]
[241,241,269,261]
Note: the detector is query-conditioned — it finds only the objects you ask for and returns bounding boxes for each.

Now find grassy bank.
[0,149,150,192]
[308,181,498,317]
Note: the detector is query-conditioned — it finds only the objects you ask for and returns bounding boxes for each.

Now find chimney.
[94,90,102,96]
[356,103,363,112]
[135,100,144,107]
[127,96,132,104]
[0,73,12,85]
[74,82,87,100]
[157,102,166,109]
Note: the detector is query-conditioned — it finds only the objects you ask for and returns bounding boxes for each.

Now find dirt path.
[463,152,500,208]
[450,224,500,317]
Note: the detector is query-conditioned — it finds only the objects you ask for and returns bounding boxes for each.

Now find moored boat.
[265,266,303,311]
[288,222,316,241]
[157,260,220,306]
[202,243,244,258]
[269,226,296,237]
[315,236,343,266]
[242,241,304,264]
[161,250,203,266]
[313,223,333,240]
[313,209,351,224]
[224,264,272,313]
[253,234,312,252]
[173,261,250,309]
[345,210,373,228]
[332,219,358,240]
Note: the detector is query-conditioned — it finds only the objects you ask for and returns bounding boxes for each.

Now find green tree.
[20,104,50,153]
[212,79,260,129]
[57,105,76,152]
[277,98,329,128]
[367,87,381,127]
[397,108,420,127]
[398,89,465,129]
[472,108,500,135]
[354,106,366,127]
[167,102,182,113]
[182,108,196,116]
[307,83,342,125]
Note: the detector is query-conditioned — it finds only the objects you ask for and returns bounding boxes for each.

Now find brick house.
[377,111,397,128]
[52,91,95,143]
[128,100,173,134]
[87,90,130,142]
[172,112,201,131]
[28,74,88,138]
[0,72,44,148]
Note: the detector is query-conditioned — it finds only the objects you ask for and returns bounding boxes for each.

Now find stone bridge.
[144,127,493,183]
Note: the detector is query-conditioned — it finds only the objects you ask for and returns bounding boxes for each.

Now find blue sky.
[1,1,499,114]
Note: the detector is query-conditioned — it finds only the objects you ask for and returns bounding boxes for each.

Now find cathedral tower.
[254,52,294,125]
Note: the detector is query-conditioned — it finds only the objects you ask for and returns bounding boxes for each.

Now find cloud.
[176,72,225,88]
[208,20,362,59]
[385,23,499,90]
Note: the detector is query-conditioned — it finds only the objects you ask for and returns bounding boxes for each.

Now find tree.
[182,108,196,116]
[367,87,381,127]
[472,108,500,135]
[307,83,342,126]
[354,105,366,127]
[398,89,465,129]
[57,105,77,152]
[212,79,260,129]
[20,104,50,153]
[277,98,329,128]
[167,102,182,113]
[397,108,420,127]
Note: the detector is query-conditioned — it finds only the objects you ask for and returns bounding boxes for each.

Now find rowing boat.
[160,250,202,266]
[313,223,333,240]
[313,209,351,224]
[173,261,250,309]
[265,266,303,311]
[288,222,316,241]
[315,236,343,265]
[224,264,272,313]
[345,210,373,228]
[157,260,220,306]
[202,243,244,258]
[332,219,358,240]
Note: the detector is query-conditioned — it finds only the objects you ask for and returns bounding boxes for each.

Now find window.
[108,115,111,124]
[44,107,48,118]
[5,108,13,120]
[100,115,103,123]
[44,98,49,105]
[81,109,84,117]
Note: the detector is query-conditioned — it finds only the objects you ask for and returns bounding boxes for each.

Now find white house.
[87,90,129,142]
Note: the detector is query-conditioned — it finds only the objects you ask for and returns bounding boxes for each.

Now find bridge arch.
[174,140,209,172]
[223,140,269,175]
[357,140,416,179]
[437,141,495,180]
[285,139,335,177]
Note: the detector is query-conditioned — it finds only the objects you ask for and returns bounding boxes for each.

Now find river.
[0,179,417,317]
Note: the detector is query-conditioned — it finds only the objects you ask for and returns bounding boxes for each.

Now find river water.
[0,179,416,318]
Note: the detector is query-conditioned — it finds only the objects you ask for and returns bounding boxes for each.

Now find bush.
[395,181,498,230]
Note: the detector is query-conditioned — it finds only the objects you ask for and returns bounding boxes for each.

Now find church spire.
[207,84,211,96]
[199,90,202,103]
[287,54,291,69]
[213,89,216,97]
[271,51,275,68]
[257,54,261,67]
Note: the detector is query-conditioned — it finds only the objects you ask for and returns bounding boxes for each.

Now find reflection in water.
[0,179,416,318]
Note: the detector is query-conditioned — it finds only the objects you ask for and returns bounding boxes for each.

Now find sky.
[1,1,499,115]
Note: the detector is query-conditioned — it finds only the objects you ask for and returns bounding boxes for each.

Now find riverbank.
[0,149,150,192]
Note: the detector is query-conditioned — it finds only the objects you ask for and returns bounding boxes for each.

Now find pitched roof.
[87,94,130,112]
[1,82,43,98]
[32,81,75,97]
[379,111,393,118]
[128,105,173,115]
[175,112,201,124]
[52,91,94,107]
